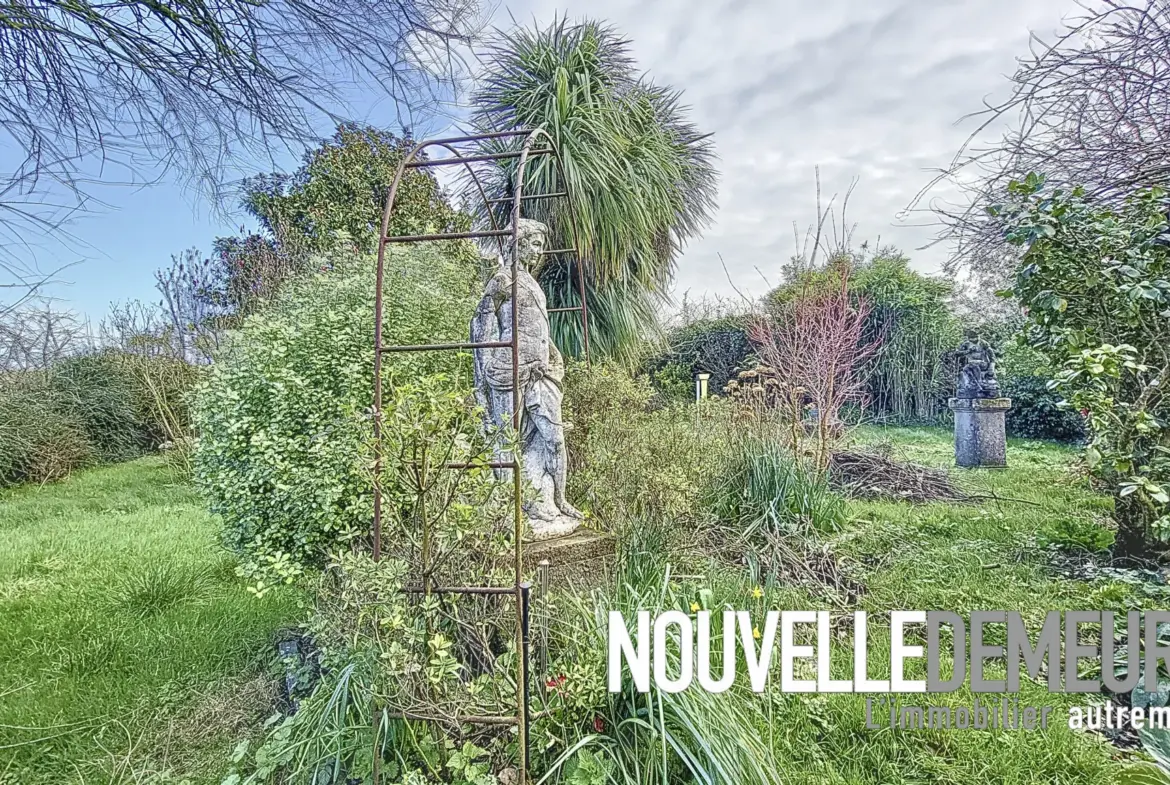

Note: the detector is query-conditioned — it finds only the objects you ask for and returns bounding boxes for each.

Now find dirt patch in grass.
[126,673,281,781]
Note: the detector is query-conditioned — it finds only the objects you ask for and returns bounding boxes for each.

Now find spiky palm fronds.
[541,258,663,364]
[468,17,717,363]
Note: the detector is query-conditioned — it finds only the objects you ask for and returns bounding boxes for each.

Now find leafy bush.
[644,315,753,400]
[1002,375,1087,442]
[228,556,512,783]
[708,440,846,535]
[242,124,468,256]
[562,362,849,536]
[647,359,693,402]
[563,362,734,527]
[993,337,1087,443]
[0,382,94,485]
[192,243,480,585]
[0,351,199,487]
[222,368,517,782]
[996,176,1170,555]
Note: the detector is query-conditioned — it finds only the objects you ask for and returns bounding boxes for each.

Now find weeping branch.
[0,0,486,296]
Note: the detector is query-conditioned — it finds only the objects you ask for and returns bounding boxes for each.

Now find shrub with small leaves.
[563,362,733,526]
[1002,375,1087,442]
[995,175,1170,557]
[192,243,480,587]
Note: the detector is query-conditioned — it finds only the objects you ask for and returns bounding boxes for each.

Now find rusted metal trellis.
[370,127,590,785]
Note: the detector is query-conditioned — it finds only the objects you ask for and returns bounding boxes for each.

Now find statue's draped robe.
[471,264,581,537]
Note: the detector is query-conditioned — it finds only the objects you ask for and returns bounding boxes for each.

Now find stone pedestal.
[948,397,1011,468]
[523,528,614,589]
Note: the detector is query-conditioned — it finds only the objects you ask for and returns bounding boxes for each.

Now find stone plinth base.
[948,396,1011,468]
[523,528,614,589]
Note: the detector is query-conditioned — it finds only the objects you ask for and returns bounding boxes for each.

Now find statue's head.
[513,219,549,272]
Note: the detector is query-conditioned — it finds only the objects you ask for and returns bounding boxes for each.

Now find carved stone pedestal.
[523,528,615,589]
[948,396,1012,468]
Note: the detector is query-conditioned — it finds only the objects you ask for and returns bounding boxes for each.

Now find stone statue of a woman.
[470,219,583,538]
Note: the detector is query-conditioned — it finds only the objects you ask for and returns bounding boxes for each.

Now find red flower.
[1080,408,1090,417]
[593,715,605,733]
[545,674,567,690]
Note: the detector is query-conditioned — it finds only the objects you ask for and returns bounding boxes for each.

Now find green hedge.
[0,352,198,487]
[1002,375,1087,443]
[643,316,753,401]
[995,338,1087,443]
[48,353,144,462]
[0,382,94,485]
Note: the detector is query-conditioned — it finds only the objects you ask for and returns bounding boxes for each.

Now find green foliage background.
[997,175,1170,551]
[0,352,196,487]
[767,251,960,423]
[642,315,754,399]
[243,124,469,255]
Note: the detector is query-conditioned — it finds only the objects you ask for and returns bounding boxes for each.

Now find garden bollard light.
[695,372,710,401]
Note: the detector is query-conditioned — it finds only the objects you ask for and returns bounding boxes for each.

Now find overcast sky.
[21,0,1074,317]
[511,0,1071,305]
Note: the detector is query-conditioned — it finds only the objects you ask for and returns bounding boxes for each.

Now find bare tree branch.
[0,0,490,300]
[0,297,92,370]
[912,0,1170,284]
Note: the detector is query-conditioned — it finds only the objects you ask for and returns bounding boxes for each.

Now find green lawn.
[777,426,1134,784]
[612,425,1138,785]
[0,458,299,784]
[0,431,1150,784]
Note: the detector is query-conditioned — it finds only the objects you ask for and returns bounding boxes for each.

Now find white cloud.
[492,0,1072,302]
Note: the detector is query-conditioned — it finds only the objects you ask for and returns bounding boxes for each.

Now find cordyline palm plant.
[468,17,717,363]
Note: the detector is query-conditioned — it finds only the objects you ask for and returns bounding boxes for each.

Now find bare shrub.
[744,265,881,471]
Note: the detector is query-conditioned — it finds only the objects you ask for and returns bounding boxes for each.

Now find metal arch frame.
[370,127,590,785]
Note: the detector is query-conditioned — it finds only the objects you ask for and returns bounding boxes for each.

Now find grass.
[0,427,1146,784]
[561,424,1139,785]
[755,426,1129,784]
[0,457,299,784]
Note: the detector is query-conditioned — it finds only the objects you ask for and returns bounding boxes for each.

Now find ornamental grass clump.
[708,439,845,536]
[535,545,786,785]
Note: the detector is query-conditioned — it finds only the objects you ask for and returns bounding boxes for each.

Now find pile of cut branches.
[829,450,970,503]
